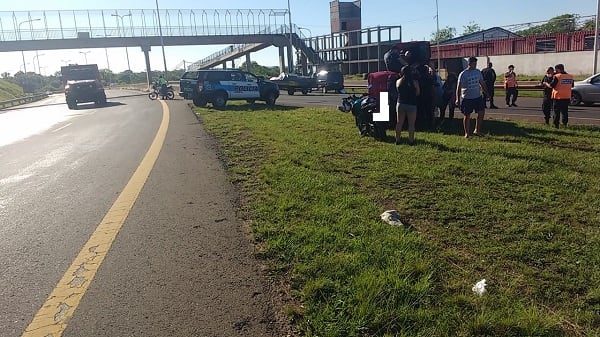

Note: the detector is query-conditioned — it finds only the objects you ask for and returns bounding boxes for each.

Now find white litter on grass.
[380,210,404,227]
[472,279,487,296]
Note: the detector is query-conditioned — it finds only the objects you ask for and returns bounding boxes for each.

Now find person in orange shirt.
[504,64,518,107]
[548,63,574,128]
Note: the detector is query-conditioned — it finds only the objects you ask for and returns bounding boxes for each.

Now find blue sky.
[1,0,597,75]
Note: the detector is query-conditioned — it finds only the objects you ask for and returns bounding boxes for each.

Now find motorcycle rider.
[158,74,168,98]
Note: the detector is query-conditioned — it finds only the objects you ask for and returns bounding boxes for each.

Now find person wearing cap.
[548,63,574,128]
[504,65,519,107]
[539,66,555,124]
[455,56,490,138]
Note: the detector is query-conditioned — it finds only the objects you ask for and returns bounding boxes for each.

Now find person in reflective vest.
[503,64,518,107]
[548,64,574,128]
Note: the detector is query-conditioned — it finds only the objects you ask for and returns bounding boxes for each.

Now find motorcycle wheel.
[166,91,175,100]
[148,92,158,100]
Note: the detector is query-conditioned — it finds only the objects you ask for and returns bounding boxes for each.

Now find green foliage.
[238,61,280,77]
[0,79,25,101]
[431,26,456,43]
[196,102,600,337]
[462,22,481,35]
[580,19,596,31]
[517,14,583,36]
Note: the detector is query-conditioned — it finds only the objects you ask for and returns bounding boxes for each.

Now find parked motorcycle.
[148,82,175,100]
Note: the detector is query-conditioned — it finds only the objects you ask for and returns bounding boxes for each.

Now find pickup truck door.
[223,72,258,99]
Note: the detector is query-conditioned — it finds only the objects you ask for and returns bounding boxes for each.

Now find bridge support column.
[287,44,293,73]
[278,47,286,74]
[141,45,152,90]
[231,59,235,68]
[245,53,252,72]
[299,54,308,76]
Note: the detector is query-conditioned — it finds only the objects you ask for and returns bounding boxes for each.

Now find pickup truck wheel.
[265,92,277,107]
[212,93,227,108]
[67,99,77,110]
[287,89,295,95]
[301,89,309,95]
[95,93,107,107]
[193,95,207,107]
[570,92,582,106]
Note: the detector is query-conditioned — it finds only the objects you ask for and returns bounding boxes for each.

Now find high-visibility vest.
[551,73,573,100]
[504,72,517,88]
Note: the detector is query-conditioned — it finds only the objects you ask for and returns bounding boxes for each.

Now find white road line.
[51,123,72,133]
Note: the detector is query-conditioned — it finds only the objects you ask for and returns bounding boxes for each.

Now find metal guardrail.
[0,93,48,109]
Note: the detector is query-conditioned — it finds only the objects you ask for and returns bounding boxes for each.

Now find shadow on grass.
[372,118,600,156]
[204,103,304,112]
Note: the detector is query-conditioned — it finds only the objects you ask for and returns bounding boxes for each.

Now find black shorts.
[460,97,485,115]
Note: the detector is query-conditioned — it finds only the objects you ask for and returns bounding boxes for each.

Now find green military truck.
[61,64,107,109]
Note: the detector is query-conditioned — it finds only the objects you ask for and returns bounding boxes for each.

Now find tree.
[238,61,279,77]
[516,14,581,36]
[581,19,595,31]
[430,26,456,43]
[1,72,9,79]
[462,22,481,35]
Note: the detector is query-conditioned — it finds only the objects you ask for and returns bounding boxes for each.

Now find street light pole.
[95,34,113,85]
[297,26,312,38]
[112,13,132,72]
[79,50,91,64]
[17,18,40,74]
[33,52,44,74]
[61,59,72,66]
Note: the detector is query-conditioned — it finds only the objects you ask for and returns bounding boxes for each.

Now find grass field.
[193,102,599,337]
[0,79,25,101]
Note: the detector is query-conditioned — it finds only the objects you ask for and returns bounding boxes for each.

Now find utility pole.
[435,0,441,72]
[594,0,599,74]
[156,0,169,79]
[287,0,294,73]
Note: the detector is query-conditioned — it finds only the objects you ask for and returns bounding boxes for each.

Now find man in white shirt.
[455,57,490,138]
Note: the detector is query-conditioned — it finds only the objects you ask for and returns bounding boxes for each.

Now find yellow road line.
[22,100,170,337]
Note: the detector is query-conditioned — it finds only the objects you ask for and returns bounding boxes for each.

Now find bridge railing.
[0,8,289,42]
[188,24,290,70]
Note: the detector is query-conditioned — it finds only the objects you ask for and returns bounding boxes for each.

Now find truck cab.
[61,64,107,109]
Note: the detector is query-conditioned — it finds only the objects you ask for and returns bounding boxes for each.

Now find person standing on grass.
[456,56,490,138]
[395,65,420,145]
[439,72,458,125]
[540,66,555,125]
[504,64,519,107]
[548,63,574,128]
[481,62,498,109]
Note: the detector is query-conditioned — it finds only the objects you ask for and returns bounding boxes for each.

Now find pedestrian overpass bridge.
[0,8,318,76]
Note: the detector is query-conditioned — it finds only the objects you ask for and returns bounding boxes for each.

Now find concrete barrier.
[0,93,48,110]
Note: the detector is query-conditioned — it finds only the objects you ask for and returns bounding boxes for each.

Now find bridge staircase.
[187,27,322,72]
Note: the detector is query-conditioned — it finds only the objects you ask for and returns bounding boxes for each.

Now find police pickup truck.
[179,69,279,108]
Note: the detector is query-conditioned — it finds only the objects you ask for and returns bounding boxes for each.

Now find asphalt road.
[1,89,598,336]
[0,91,290,337]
